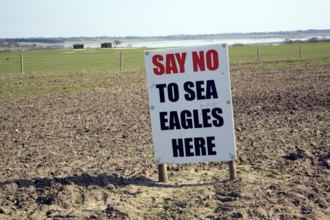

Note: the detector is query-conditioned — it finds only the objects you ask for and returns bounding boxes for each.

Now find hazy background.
[1,0,329,38]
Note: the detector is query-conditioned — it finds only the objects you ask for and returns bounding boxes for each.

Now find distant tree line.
[284,37,330,44]
[3,38,65,44]
[2,29,330,43]
[1,29,330,47]
[0,41,19,47]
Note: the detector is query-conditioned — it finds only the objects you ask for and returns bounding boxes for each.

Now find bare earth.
[0,62,329,219]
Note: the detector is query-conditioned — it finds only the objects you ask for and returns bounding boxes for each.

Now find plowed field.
[0,60,329,219]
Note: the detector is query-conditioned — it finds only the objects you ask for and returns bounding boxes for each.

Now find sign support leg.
[229,160,237,180]
[158,164,168,182]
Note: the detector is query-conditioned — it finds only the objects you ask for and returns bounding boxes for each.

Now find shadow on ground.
[0,172,213,190]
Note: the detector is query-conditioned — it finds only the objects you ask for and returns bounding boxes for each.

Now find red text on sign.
[192,49,219,72]
[152,53,187,75]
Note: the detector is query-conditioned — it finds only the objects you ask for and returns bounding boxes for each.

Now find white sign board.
[144,44,237,164]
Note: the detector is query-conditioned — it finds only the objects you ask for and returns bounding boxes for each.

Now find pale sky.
[1,0,329,38]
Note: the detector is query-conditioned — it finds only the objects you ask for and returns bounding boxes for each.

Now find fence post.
[299,45,302,59]
[229,160,237,180]
[20,53,24,73]
[120,51,123,71]
[257,46,261,61]
[158,164,168,182]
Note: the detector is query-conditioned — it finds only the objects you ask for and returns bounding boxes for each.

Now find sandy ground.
[0,61,329,219]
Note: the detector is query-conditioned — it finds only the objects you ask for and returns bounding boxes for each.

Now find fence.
[1,43,330,74]
[229,43,330,63]
[0,49,145,74]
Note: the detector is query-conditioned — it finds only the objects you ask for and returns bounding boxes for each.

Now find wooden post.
[257,46,260,61]
[20,53,24,73]
[120,51,123,71]
[299,45,302,59]
[228,160,237,180]
[158,164,168,182]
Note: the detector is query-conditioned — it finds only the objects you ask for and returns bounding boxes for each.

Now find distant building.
[101,43,112,48]
[73,44,84,49]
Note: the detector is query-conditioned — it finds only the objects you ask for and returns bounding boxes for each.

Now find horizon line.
[1,29,330,40]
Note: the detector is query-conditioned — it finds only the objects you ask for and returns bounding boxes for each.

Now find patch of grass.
[237,165,250,173]
[1,42,329,100]
[229,42,330,63]
[262,169,282,178]
[1,43,329,75]
[0,69,140,100]
[0,48,146,74]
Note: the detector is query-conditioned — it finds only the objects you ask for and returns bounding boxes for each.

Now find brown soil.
[0,62,329,219]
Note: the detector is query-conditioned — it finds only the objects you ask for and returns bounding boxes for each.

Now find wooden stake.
[229,160,237,180]
[158,164,168,182]
[120,51,123,71]
[21,53,24,73]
